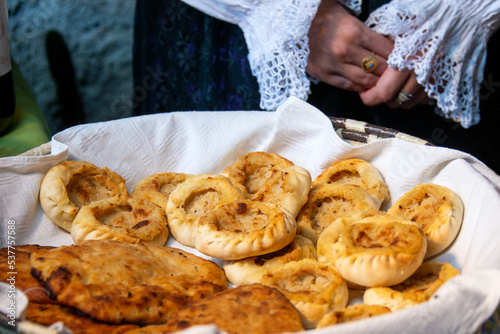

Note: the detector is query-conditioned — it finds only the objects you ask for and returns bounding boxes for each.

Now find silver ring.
[396,90,413,105]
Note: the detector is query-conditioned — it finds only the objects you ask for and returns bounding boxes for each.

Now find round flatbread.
[261,258,349,329]
[39,160,128,232]
[195,199,297,260]
[223,235,317,286]
[311,158,390,208]
[71,193,169,246]
[297,183,379,244]
[221,151,295,197]
[316,303,391,328]
[388,183,464,258]
[166,174,245,247]
[132,172,193,210]
[364,262,460,311]
[30,240,228,325]
[318,211,427,287]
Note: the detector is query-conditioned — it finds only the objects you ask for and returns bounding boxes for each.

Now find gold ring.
[361,53,379,73]
[396,90,414,105]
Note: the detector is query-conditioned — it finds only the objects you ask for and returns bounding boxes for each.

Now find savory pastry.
[26,303,138,334]
[221,151,295,197]
[317,211,427,287]
[30,240,228,324]
[39,160,128,232]
[124,284,305,334]
[166,174,245,247]
[316,303,391,328]
[195,199,296,260]
[388,183,464,258]
[311,158,390,208]
[132,172,193,210]
[0,244,55,304]
[223,235,317,286]
[364,262,460,311]
[71,193,169,246]
[261,258,349,329]
[251,165,311,218]
[297,183,379,244]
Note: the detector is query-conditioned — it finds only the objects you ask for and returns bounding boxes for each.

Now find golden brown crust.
[71,193,169,246]
[39,160,128,232]
[297,183,379,244]
[132,172,193,210]
[221,151,295,197]
[125,284,304,334]
[29,240,228,324]
[250,166,311,218]
[388,183,464,258]
[311,159,390,208]
[261,259,348,329]
[26,303,139,334]
[316,303,391,328]
[222,235,317,286]
[318,212,427,287]
[195,199,297,260]
[0,245,55,304]
[165,174,245,247]
[363,262,460,311]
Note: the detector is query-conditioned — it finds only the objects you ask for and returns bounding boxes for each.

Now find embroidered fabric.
[366,0,500,128]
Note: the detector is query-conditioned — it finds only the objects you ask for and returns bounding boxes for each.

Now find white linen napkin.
[1,96,499,333]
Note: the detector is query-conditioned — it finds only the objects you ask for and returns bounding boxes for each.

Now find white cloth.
[0,97,500,333]
[180,0,500,128]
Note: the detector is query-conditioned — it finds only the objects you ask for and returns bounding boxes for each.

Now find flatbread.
[261,259,348,329]
[388,183,463,258]
[223,235,317,286]
[124,284,304,334]
[364,262,460,311]
[221,151,295,197]
[26,303,138,334]
[39,160,128,232]
[0,244,55,304]
[297,183,379,244]
[71,193,169,246]
[195,199,297,260]
[317,211,427,287]
[132,172,193,210]
[166,173,245,247]
[311,159,390,208]
[30,240,228,324]
[316,303,391,328]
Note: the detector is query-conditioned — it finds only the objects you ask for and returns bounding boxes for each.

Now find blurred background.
[7,0,135,134]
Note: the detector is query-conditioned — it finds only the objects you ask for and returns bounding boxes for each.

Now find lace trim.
[366,0,497,128]
[240,0,321,110]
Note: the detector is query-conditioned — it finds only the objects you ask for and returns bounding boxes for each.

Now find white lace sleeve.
[366,0,500,128]
[181,0,323,110]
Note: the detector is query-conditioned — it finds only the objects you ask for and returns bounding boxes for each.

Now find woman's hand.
[359,67,432,109]
[306,0,394,92]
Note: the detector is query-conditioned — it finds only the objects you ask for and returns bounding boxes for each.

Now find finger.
[315,71,369,92]
[359,28,394,59]
[356,50,388,77]
[391,73,424,109]
[387,87,427,109]
[359,67,412,106]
